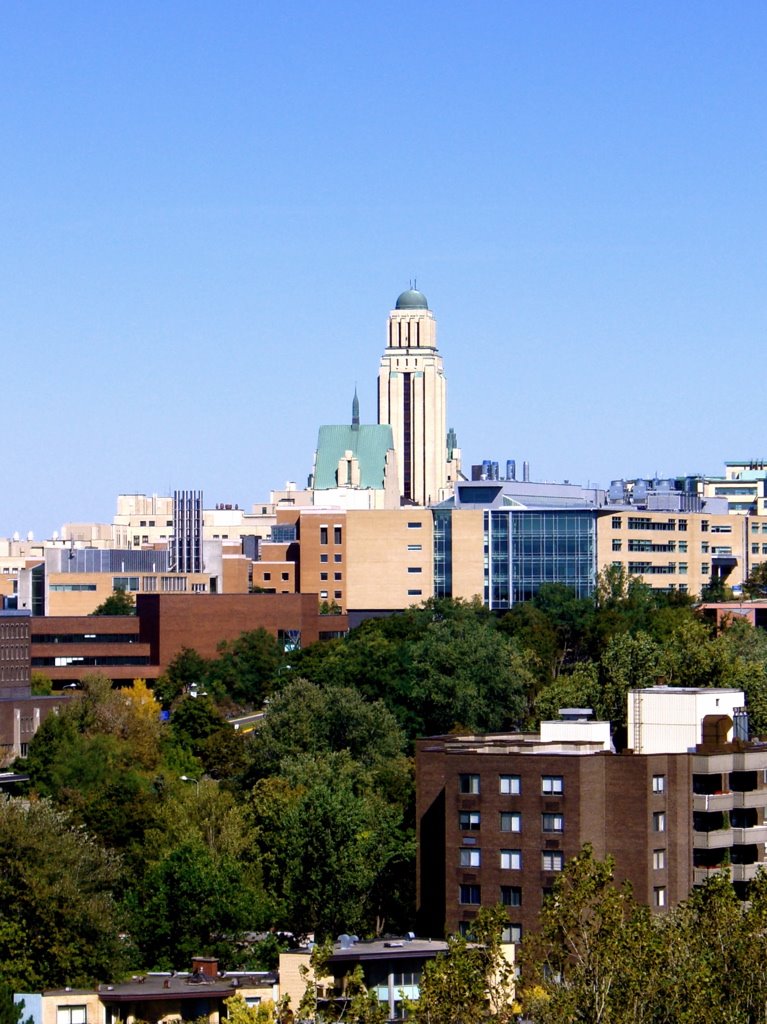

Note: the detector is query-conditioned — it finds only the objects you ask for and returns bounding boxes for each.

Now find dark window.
[334,526,342,544]
[320,527,328,545]
[500,885,522,907]
[459,884,481,905]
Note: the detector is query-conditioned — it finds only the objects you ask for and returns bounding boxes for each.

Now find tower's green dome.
[395,288,429,310]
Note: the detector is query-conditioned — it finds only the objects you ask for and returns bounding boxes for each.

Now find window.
[701,541,710,553]
[263,572,272,581]
[57,1009,87,1024]
[653,811,666,833]
[500,774,521,795]
[334,554,342,563]
[459,811,480,831]
[320,572,328,581]
[408,589,423,596]
[653,849,666,870]
[281,572,289,581]
[542,776,564,795]
[652,775,665,793]
[502,924,523,944]
[459,774,480,795]
[612,539,622,551]
[500,885,522,907]
[679,563,688,574]
[320,590,328,599]
[320,527,328,544]
[678,519,687,531]
[334,572,342,580]
[408,543,422,551]
[701,520,709,532]
[113,576,139,591]
[408,521,422,529]
[612,516,622,528]
[500,849,521,870]
[500,812,521,833]
[460,848,481,867]
[542,851,564,872]
[334,591,342,599]
[459,884,481,904]
[334,526,342,544]
[755,545,762,555]
[653,886,666,908]
[320,554,329,563]
[408,566,422,573]
[701,563,710,576]
[542,813,564,833]
[679,541,688,552]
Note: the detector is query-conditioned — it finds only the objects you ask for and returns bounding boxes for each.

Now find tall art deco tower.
[377,287,459,506]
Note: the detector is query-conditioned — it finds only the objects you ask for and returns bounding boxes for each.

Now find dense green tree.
[212,629,284,706]
[91,588,136,615]
[128,839,270,969]
[0,798,126,988]
[154,646,211,706]
[244,678,411,803]
[250,751,413,938]
[531,661,600,726]
[0,985,32,1024]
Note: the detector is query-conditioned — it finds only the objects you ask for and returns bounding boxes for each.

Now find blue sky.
[2,1,765,537]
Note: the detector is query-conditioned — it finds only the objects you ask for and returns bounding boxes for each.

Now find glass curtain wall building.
[483,509,596,609]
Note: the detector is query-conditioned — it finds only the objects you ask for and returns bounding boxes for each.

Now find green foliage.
[412,905,516,1024]
[91,588,136,615]
[250,751,414,938]
[0,797,126,988]
[29,671,52,696]
[0,986,32,1024]
[154,646,211,707]
[212,628,284,706]
[128,838,270,970]
[743,561,767,599]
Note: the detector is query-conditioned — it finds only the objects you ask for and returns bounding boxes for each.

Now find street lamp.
[179,774,200,795]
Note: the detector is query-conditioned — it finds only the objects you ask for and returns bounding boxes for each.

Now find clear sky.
[2,1,765,538]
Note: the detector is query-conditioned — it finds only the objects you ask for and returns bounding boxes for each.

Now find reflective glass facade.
[484,509,596,608]
[433,509,453,598]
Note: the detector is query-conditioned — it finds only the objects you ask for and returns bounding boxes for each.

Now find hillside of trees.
[5,568,767,1000]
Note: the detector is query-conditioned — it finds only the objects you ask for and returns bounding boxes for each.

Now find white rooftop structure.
[628,686,745,755]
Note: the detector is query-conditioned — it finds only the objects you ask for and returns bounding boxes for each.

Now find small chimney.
[191,957,219,978]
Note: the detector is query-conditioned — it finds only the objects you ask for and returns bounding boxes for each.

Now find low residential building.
[416,688,767,945]
[16,957,278,1024]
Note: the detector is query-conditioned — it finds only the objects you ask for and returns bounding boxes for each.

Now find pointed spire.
[352,385,360,430]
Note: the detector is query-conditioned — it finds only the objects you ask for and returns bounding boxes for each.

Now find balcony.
[732,863,762,882]
[732,825,767,845]
[692,792,735,812]
[693,866,732,886]
[732,791,767,809]
[693,829,733,850]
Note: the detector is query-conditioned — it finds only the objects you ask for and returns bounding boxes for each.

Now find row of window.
[319,526,343,545]
[460,773,562,796]
[319,554,343,563]
[460,851,564,891]
[612,516,688,532]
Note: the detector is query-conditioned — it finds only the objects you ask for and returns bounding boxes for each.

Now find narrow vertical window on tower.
[403,371,412,501]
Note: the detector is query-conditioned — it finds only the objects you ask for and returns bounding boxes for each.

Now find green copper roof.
[395,288,428,310]
[314,424,394,490]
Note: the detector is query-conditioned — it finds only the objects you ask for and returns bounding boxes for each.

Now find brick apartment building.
[416,688,767,944]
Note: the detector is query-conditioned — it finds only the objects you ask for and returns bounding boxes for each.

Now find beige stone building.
[377,288,461,507]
